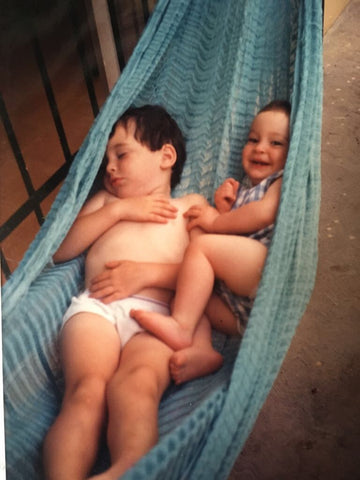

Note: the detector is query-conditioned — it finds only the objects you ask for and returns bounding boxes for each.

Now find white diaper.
[63,291,170,347]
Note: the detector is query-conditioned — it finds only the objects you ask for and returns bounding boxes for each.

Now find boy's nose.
[106,159,116,172]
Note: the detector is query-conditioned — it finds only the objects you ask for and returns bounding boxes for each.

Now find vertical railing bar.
[31,34,73,165]
[0,93,44,227]
[141,0,151,24]
[107,0,126,70]
[68,2,99,117]
[1,248,11,280]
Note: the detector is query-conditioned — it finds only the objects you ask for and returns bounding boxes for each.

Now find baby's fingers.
[183,205,202,218]
[186,217,200,231]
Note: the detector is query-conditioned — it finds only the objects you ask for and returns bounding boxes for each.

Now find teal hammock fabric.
[2,0,323,478]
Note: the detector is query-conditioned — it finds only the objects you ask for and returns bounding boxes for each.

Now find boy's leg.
[43,313,121,480]
[90,332,172,480]
[169,314,223,384]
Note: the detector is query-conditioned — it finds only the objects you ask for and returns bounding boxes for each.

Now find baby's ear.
[160,144,177,169]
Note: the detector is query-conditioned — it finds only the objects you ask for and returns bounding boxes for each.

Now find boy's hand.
[89,260,145,303]
[115,195,178,223]
[214,178,239,213]
[184,204,220,232]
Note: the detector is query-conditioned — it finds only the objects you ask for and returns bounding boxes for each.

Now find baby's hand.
[114,195,178,223]
[89,260,145,303]
[184,204,220,232]
[214,178,239,213]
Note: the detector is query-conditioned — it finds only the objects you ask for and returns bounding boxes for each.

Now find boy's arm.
[89,193,208,303]
[186,178,282,235]
[54,192,178,263]
[89,260,180,303]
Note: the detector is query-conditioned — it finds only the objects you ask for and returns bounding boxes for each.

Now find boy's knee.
[66,375,107,410]
[107,365,162,403]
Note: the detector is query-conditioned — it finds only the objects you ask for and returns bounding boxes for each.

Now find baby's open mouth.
[251,160,269,166]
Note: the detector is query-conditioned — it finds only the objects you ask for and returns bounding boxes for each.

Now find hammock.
[3,0,323,478]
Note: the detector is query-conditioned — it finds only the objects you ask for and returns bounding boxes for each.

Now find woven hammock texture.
[2,0,323,478]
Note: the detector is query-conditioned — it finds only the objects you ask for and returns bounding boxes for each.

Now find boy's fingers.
[153,197,178,211]
[89,278,111,292]
[90,274,106,284]
[105,260,122,269]
[149,214,169,223]
[89,285,114,299]
[101,293,120,304]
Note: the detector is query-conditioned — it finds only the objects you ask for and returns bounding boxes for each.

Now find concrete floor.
[230,2,360,479]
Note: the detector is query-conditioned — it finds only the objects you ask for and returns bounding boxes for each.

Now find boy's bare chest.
[86,207,190,277]
[100,216,189,262]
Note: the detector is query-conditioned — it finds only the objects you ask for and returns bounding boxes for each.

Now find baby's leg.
[170,314,223,385]
[169,293,240,385]
[205,293,240,336]
[131,235,218,350]
[192,234,268,298]
[131,234,266,349]
[43,313,121,480]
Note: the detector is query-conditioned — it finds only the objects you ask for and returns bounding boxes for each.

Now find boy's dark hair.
[259,99,291,116]
[110,105,186,190]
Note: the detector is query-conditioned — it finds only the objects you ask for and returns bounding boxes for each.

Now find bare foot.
[130,309,193,350]
[170,346,223,385]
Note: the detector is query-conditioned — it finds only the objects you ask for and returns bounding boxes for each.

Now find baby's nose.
[255,141,266,152]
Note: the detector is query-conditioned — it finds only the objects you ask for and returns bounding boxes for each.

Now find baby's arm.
[54,192,178,263]
[214,178,240,213]
[186,178,282,235]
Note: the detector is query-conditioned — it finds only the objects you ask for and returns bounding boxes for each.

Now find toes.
[130,309,142,319]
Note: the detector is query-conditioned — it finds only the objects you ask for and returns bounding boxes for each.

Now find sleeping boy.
[43,105,222,480]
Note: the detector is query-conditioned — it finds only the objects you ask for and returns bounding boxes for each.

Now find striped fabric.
[215,170,284,333]
[235,169,284,247]
[2,0,323,479]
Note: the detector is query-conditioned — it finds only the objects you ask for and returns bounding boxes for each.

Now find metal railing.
[0,0,155,280]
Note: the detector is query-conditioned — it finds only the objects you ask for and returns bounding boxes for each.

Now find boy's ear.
[160,144,177,169]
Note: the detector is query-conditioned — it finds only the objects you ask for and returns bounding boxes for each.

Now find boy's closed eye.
[114,150,127,160]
